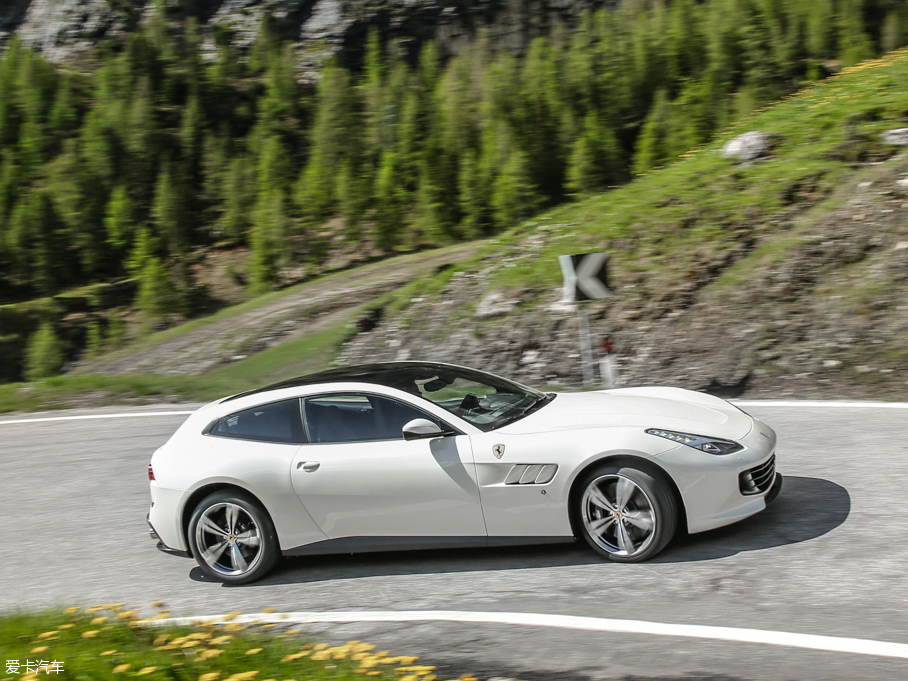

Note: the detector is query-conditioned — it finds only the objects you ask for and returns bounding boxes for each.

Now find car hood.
[499,387,754,440]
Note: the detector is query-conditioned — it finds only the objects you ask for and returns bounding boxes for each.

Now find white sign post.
[559,253,613,387]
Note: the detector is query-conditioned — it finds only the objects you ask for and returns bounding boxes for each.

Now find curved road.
[2,402,907,680]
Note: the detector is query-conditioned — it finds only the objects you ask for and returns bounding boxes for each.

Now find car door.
[290,392,487,539]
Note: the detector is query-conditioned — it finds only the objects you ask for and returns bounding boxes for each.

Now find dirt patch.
[75,245,481,376]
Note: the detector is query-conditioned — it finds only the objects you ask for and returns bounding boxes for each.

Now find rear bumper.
[147,513,191,559]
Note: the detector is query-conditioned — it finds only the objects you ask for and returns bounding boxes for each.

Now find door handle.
[297,461,320,472]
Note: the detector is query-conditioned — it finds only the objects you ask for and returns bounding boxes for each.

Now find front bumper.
[657,417,780,533]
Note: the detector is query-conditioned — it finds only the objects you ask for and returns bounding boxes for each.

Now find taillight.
[148,463,155,481]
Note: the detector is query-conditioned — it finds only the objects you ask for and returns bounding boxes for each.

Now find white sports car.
[148,362,781,584]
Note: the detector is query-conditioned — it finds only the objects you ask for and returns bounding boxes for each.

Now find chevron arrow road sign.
[559,252,612,302]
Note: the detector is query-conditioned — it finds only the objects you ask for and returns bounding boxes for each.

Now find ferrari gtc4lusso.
[147,362,781,583]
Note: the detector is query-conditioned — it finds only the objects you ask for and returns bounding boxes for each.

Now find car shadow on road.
[656,475,850,563]
[190,475,848,586]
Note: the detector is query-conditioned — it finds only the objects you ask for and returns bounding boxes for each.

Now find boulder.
[721,131,770,162]
[881,128,908,146]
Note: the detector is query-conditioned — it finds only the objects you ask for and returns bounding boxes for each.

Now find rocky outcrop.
[2,0,617,69]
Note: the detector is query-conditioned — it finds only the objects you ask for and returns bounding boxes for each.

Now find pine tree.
[632,90,671,176]
[838,0,874,67]
[491,144,537,230]
[152,161,189,257]
[882,9,905,53]
[135,256,180,321]
[24,322,65,381]
[220,156,256,243]
[248,189,288,293]
[104,185,133,253]
[127,224,158,277]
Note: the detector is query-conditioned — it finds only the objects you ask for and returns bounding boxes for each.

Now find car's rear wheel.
[576,465,677,563]
[188,490,280,584]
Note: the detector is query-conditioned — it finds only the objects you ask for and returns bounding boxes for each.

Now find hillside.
[337,49,908,400]
[2,48,908,413]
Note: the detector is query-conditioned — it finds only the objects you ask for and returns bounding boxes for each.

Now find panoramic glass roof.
[223,362,540,403]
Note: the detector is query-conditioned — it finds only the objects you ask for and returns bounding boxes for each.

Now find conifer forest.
[0,0,905,313]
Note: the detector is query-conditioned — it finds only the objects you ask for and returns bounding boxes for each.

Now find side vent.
[504,464,558,485]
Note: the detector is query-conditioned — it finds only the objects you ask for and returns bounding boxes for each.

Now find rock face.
[1,0,134,61]
[1,0,618,67]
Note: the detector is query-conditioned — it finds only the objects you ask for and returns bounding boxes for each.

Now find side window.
[303,394,443,444]
[210,399,306,444]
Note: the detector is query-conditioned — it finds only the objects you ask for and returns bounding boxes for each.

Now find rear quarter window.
[208,399,306,444]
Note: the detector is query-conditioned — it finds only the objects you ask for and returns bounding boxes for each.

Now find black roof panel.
[221,361,487,403]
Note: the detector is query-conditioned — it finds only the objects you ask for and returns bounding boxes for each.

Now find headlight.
[645,428,743,455]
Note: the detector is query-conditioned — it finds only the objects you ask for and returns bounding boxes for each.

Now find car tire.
[188,489,280,584]
[576,464,677,563]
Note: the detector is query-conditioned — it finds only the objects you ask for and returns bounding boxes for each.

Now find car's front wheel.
[576,464,677,563]
[188,490,280,584]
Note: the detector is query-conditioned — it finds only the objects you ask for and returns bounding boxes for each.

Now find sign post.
[558,252,613,388]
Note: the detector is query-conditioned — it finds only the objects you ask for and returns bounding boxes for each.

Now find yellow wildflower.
[154,634,170,646]
[137,667,157,676]
[113,664,131,673]
[281,651,310,662]
[199,673,221,681]
[226,672,258,681]
[30,647,48,653]
[222,611,243,622]
[285,629,300,634]
[245,648,262,655]
[261,607,276,613]
[151,601,165,608]
[37,631,58,639]
[81,630,99,638]
[116,610,139,619]
[63,606,80,614]
[91,617,107,624]
[99,650,116,656]
[209,635,232,645]
[59,624,75,629]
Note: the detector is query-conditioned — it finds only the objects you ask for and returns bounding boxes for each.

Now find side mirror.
[402,419,454,441]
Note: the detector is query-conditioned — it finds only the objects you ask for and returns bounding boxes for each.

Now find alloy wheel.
[581,474,657,557]
[195,502,263,576]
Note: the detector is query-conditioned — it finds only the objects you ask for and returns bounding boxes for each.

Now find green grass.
[0,605,454,681]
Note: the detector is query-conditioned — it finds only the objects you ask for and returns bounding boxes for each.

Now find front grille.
[739,454,775,495]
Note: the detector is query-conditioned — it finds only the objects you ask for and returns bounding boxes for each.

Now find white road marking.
[0,411,195,426]
[734,400,908,409]
[151,610,908,660]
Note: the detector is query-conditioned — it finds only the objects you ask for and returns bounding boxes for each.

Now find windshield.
[403,366,549,431]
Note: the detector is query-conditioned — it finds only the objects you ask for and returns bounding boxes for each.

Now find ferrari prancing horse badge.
[492,444,505,459]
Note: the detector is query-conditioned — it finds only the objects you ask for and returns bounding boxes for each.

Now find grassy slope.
[0,605,455,680]
[376,47,908,323]
[2,49,907,413]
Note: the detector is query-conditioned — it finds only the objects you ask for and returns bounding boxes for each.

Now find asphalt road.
[2,402,907,680]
